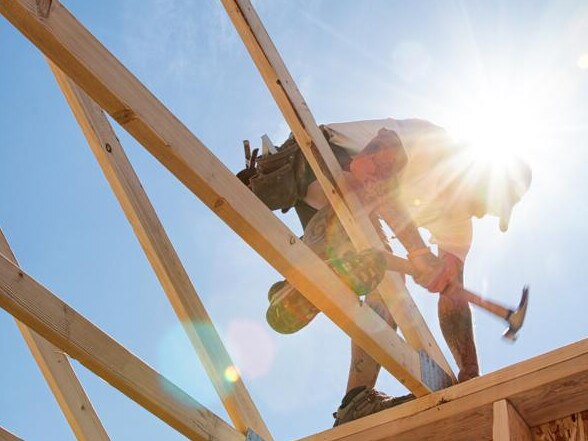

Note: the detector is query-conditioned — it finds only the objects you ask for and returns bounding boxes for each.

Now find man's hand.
[409,249,462,293]
[428,253,462,293]
[409,248,443,291]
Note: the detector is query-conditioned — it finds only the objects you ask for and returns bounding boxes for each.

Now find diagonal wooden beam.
[0,232,110,441]
[0,239,243,441]
[49,63,273,441]
[0,426,24,441]
[218,0,454,380]
[0,0,450,394]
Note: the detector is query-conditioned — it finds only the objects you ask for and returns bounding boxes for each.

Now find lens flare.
[447,96,535,163]
[578,53,588,70]
[157,321,230,405]
[224,365,240,383]
[226,318,276,379]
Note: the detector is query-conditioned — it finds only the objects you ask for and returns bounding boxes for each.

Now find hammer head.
[503,286,529,341]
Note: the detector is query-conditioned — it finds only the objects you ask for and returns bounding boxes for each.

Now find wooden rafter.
[0,233,110,441]
[0,427,24,441]
[298,338,588,441]
[0,244,244,441]
[0,0,450,394]
[219,0,454,381]
[49,63,273,441]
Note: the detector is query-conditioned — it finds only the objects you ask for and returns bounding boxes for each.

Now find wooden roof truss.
[0,1,586,440]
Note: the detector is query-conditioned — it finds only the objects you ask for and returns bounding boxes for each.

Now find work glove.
[409,248,442,291]
[409,249,461,293]
[427,253,462,293]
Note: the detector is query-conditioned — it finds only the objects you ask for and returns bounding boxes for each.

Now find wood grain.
[0,250,243,441]
[298,339,588,441]
[219,0,454,381]
[494,400,533,441]
[533,413,588,441]
[0,0,440,395]
[0,427,24,441]
[50,63,272,440]
[0,232,111,441]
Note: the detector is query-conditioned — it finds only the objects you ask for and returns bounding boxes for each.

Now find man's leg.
[346,293,396,392]
[437,263,479,382]
[333,292,413,427]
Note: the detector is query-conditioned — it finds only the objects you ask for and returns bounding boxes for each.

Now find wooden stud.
[0,232,111,441]
[493,400,532,441]
[297,338,588,441]
[0,245,243,441]
[0,0,447,394]
[0,427,24,441]
[49,63,272,441]
[218,0,454,381]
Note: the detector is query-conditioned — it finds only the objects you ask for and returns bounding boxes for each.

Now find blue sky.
[1,1,587,440]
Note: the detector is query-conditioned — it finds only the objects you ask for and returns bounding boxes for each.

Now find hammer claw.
[502,286,529,341]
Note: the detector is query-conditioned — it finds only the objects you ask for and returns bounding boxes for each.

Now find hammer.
[380,252,529,341]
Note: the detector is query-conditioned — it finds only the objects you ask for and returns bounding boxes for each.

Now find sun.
[443,81,551,169]
[435,81,543,231]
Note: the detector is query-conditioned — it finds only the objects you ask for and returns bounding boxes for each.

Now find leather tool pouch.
[250,139,306,211]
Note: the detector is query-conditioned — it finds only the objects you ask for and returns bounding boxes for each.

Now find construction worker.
[237,118,531,426]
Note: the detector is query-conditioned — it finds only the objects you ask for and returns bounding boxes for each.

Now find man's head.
[465,155,532,232]
[349,128,408,202]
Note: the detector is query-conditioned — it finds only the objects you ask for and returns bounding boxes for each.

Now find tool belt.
[249,136,308,211]
[237,128,352,212]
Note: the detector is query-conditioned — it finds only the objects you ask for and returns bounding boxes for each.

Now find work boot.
[332,387,414,427]
[266,249,387,334]
[266,280,319,334]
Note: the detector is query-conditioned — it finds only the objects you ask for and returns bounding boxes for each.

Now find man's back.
[324,118,472,259]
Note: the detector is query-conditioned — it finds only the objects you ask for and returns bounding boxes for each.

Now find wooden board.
[0,0,446,395]
[0,427,24,441]
[494,400,533,441]
[0,233,111,441]
[533,413,588,441]
[0,250,243,441]
[219,0,454,381]
[49,63,272,441]
[298,339,588,441]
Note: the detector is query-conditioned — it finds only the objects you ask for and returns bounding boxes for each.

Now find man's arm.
[423,217,473,292]
[347,127,445,290]
[375,201,445,290]
[433,249,465,293]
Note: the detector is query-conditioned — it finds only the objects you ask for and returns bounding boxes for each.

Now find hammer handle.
[447,284,512,320]
[382,252,512,320]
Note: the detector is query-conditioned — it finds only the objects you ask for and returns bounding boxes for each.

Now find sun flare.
[445,90,543,166]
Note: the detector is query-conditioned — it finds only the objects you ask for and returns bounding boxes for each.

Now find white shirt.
[322,118,473,261]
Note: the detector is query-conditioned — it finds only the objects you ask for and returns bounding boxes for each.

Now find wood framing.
[493,400,532,441]
[0,0,450,394]
[219,0,454,380]
[298,338,588,441]
[0,247,243,441]
[533,413,588,441]
[0,232,110,441]
[49,63,272,441]
[0,427,24,441]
